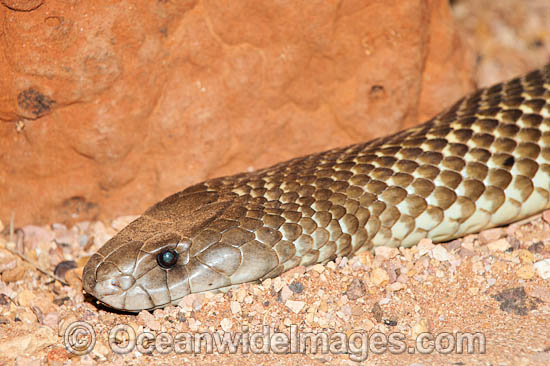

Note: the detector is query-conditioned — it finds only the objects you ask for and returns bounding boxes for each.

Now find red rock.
[0,0,475,225]
[46,346,69,364]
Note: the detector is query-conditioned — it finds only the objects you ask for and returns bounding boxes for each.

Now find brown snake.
[83,65,550,311]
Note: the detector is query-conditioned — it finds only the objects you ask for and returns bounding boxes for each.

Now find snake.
[83,65,550,311]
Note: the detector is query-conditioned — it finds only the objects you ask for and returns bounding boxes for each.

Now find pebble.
[2,264,25,283]
[272,277,284,293]
[516,249,534,264]
[46,346,70,365]
[487,238,511,252]
[188,318,201,331]
[410,318,430,338]
[417,238,435,256]
[431,246,450,262]
[0,256,17,273]
[370,268,389,286]
[22,225,55,249]
[16,356,41,366]
[527,286,550,303]
[137,310,161,331]
[534,259,550,279]
[478,227,505,244]
[374,246,399,260]
[285,300,306,314]
[230,301,241,315]
[280,285,293,302]
[17,290,34,307]
[0,326,56,357]
[281,265,306,280]
[178,293,204,311]
[220,318,232,331]
[289,281,304,294]
[309,263,325,273]
[345,279,366,300]
[542,210,550,224]
[516,265,535,280]
[388,282,405,292]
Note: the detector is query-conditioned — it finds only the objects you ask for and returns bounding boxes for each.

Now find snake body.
[83,65,550,311]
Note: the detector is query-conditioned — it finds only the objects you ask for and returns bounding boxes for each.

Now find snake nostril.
[113,275,135,291]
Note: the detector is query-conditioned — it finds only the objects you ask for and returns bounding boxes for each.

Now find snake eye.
[157,249,178,269]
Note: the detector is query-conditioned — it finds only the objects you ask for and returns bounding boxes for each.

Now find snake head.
[82,187,282,311]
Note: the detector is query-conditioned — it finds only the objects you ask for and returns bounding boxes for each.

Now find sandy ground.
[1,0,549,365]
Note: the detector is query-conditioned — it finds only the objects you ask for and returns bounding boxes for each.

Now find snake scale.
[83,65,550,311]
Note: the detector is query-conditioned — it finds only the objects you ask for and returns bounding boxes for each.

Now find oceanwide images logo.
[64,321,486,361]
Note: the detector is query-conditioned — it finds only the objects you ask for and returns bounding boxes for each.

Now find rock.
[417,238,435,256]
[345,279,366,301]
[1,263,25,283]
[282,266,306,280]
[220,318,232,332]
[0,256,16,273]
[516,265,535,280]
[0,326,57,359]
[374,246,399,260]
[515,249,534,264]
[541,210,550,225]
[280,285,294,302]
[285,300,306,314]
[46,346,70,366]
[486,238,511,252]
[534,259,550,280]
[431,246,450,262]
[228,301,241,316]
[478,228,505,244]
[0,0,474,226]
[370,268,390,287]
[527,286,550,303]
[288,281,304,294]
[388,282,405,292]
[15,356,41,366]
[137,310,160,331]
[492,287,538,316]
[309,264,325,274]
[411,318,430,338]
[17,290,34,307]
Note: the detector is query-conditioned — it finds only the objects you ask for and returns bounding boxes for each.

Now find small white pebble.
[478,228,505,244]
[272,277,284,292]
[230,301,241,315]
[285,300,306,314]
[309,263,326,273]
[379,298,391,305]
[534,259,550,279]
[417,238,435,256]
[487,238,510,252]
[220,318,232,331]
[431,246,450,262]
[374,246,399,260]
[280,285,293,302]
[339,257,349,268]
